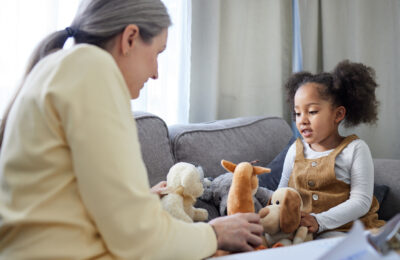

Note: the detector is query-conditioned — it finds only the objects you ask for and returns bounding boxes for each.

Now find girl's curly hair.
[285,60,379,127]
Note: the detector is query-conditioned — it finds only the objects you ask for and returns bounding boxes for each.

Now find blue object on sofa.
[258,135,296,190]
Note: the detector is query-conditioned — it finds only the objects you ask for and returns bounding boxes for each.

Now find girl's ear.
[120,24,140,56]
[335,106,346,124]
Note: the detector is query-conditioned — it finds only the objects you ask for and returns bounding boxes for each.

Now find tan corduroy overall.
[288,134,385,231]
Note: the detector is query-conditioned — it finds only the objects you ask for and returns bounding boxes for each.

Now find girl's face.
[294,83,345,152]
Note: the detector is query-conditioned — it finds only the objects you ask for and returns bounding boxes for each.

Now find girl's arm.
[312,140,374,233]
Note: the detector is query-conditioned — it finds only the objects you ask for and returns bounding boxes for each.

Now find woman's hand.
[300,212,319,233]
[209,213,264,252]
[150,181,168,198]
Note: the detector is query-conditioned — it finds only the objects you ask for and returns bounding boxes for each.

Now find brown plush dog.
[221,160,271,215]
[212,160,271,256]
[259,187,312,247]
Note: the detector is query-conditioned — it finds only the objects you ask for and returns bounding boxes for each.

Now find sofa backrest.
[134,111,293,184]
[168,116,293,179]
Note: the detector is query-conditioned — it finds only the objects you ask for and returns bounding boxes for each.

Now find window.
[0,0,190,125]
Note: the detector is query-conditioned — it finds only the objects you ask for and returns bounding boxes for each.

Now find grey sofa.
[134,111,400,222]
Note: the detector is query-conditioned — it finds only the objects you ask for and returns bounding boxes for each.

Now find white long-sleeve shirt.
[278,138,374,233]
[0,44,217,259]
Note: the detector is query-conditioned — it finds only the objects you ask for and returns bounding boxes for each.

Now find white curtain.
[131,0,191,125]
[190,0,293,123]
[0,0,80,116]
[299,0,400,159]
[0,0,191,126]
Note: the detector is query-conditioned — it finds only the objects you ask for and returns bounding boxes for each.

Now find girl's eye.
[309,111,318,115]
[294,112,300,117]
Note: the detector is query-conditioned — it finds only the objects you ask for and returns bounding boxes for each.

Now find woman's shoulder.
[61,44,115,68]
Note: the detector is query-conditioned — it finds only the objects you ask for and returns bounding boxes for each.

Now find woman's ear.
[335,106,346,124]
[120,24,140,56]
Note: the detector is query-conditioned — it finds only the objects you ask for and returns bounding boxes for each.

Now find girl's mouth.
[302,129,312,138]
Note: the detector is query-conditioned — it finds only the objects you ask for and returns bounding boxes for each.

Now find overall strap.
[295,138,305,160]
[330,134,359,159]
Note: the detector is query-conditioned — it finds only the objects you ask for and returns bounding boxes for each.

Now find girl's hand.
[150,181,168,198]
[300,212,319,233]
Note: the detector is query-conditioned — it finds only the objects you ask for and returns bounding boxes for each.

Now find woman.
[0,0,263,259]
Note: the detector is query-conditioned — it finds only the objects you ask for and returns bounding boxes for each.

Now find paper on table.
[208,220,394,260]
[319,220,381,260]
[208,236,343,260]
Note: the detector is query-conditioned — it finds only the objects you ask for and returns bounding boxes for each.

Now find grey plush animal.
[200,172,273,217]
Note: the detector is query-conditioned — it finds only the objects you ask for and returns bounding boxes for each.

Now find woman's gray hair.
[0,0,171,149]
[27,0,171,75]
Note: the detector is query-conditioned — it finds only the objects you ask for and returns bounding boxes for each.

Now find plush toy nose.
[259,207,270,218]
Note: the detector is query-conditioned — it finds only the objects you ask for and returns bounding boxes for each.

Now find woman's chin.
[129,88,141,99]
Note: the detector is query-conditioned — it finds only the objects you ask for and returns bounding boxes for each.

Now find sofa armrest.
[134,111,175,186]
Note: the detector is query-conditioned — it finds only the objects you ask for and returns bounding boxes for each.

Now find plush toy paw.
[193,207,208,222]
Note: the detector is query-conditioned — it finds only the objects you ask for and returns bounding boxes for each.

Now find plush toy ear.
[280,189,302,233]
[253,166,271,175]
[221,160,236,173]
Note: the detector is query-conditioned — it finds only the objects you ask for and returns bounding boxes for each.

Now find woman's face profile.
[112,26,168,99]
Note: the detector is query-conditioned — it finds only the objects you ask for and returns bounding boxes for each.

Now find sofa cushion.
[169,116,293,179]
[134,111,175,186]
[374,184,389,207]
[258,135,296,190]
[373,158,400,220]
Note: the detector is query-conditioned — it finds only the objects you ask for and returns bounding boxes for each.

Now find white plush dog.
[161,162,208,223]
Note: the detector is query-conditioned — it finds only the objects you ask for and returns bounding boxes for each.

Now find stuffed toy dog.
[220,160,271,215]
[161,162,208,223]
[213,160,271,256]
[259,187,313,247]
[200,172,273,217]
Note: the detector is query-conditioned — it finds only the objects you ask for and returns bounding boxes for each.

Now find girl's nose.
[299,114,309,124]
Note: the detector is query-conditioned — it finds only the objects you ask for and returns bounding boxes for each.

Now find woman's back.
[0,45,124,259]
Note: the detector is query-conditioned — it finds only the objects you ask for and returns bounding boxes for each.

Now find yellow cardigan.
[0,44,216,260]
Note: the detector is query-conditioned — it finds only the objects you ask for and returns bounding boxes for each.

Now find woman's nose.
[151,67,159,80]
[151,72,158,80]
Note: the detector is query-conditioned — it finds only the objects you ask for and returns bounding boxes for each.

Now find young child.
[278,60,385,238]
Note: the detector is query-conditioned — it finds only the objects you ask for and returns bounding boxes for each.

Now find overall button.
[312,194,319,200]
[311,161,317,167]
[308,180,315,187]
